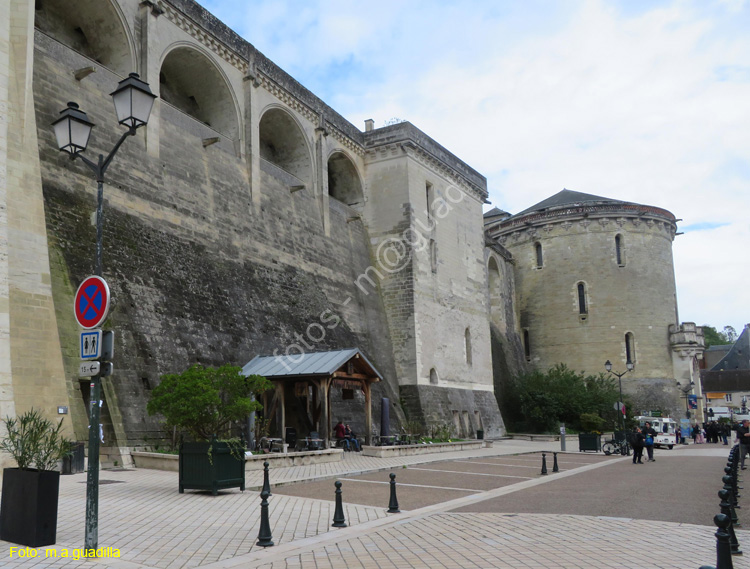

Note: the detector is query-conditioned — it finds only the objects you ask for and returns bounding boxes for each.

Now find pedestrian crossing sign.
[80,329,102,360]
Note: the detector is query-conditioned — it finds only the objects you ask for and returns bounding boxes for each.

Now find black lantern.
[110,72,156,129]
[51,102,94,155]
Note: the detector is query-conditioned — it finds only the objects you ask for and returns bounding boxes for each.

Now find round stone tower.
[485,189,682,393]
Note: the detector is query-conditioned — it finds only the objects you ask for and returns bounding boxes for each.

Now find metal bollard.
[256,490,274,547]
[541,452,548,475]
[719,489,742,556]
[552,452,559,473]
[713,513,735,569]
[262,461,272,497]
[723,475,740,527]
[387,473,401,513]
[332,481,347,528]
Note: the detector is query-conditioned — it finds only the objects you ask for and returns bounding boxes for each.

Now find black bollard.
[387,473,400,513]
[719,489,742,556]
[256,490,274,547]
[723,475,740,527]
[552,452,559,473]
[262,461,272,497]
[541,452,548,475]
[712,513,734,569]
[332,481,347,528]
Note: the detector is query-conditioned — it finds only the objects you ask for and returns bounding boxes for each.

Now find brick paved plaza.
[2,440,747,569]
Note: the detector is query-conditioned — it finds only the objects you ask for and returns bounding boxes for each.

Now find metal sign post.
[74,275,113,551]
[84,376,102,550]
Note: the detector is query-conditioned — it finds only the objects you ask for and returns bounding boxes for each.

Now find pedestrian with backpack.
[632,427,645,464]
[643,421,657,462]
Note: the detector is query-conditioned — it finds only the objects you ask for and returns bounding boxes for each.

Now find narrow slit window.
[426,182,434,222]
[577,282,587,314]
[615,234,624,266]
[523,330,531,361]
[465,327,472,366]
[535,242,543,268]
[430,239,437,273]
[625,332,636,363]
[429,368,438,385]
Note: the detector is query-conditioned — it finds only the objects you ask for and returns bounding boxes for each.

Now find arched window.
[429,368,438,385]
[535,242,543,268]
[259,108,312,186]
[328,152,363,211]
[160,46,239,139]
[577,282,588,315]
[465,327,472,366]
[523,330,531,361]
[615,234,625,266]
[35,0,134,75]
[625,332,636,363]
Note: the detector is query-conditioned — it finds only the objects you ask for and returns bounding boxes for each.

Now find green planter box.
[578,433,601,452]
[179,441,245,495]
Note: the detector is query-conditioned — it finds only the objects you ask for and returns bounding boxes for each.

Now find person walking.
[643,421,657,462]
[736,419,750,469]
[691,424,699,444]
[631,427,645,464]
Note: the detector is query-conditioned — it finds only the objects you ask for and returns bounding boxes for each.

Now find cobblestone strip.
[261,513,750,569]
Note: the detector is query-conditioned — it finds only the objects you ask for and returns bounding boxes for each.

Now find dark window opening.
[616,234,624,266]
[625,333,636,363]
[524,330,531,361]
[577,282,587,315]
[535,242,543,268]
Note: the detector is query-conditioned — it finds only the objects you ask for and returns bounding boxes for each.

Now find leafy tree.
[147,364,271,441]
[503,364,624,433]
[702,325,734,348]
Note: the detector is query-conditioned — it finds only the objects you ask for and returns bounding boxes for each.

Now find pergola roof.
[241,347,382,380]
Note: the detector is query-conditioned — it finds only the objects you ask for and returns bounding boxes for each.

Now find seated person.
[345,424,361,452]
[334,420,350,450]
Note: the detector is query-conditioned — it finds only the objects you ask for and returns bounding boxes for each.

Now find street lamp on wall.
[51,72,155,553]
[676,380,695,445]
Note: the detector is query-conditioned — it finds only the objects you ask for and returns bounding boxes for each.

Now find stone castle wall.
[19,0,506,448]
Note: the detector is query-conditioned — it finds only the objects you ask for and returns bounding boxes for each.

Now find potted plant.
[0,409,71,547]
[147,364,271,495]
[578,413,605,452]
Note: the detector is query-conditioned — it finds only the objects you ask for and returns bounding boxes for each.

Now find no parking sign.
[74,276,111,329]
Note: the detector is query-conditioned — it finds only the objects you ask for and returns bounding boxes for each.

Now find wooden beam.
[332,371,371,380]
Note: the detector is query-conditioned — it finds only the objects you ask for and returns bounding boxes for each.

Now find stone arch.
[327,151,364,211]
[258,106,313,187]
[159,44,240,140]
[35,0,134,75]
[429,368,439,385]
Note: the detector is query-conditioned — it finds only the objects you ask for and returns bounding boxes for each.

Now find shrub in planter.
[0,409,71,547]
[578,413,605,452]
[147,364,271,494]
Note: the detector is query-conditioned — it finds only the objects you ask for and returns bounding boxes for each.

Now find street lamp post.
[605,359,634,439]
[676,381,695,445]
[52,73,155,551]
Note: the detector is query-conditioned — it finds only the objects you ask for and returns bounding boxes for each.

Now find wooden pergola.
[241,348,382,447]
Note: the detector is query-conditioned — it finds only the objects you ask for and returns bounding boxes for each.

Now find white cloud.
[199,0,750,330]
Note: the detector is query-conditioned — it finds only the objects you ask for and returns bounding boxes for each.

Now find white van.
[635,416,677,449]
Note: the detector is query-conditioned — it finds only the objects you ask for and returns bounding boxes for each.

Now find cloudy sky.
[198,0,749,334]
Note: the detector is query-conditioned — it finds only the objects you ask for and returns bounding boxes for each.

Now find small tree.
[147,364,271,442]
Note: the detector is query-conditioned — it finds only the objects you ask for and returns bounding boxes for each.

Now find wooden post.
[364,380,372,446]
[320,378,329,447]
[279,382,286,448]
